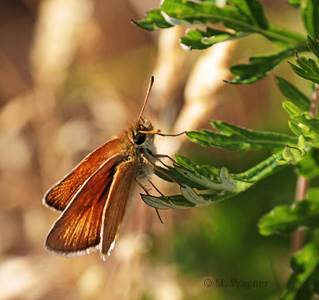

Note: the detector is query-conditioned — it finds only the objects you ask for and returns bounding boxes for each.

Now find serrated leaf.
[181,185,208,205]
[258,191,319,236]
[173,163,247,191]
[306,35,319,59]
[228,0,269,29]
[160,0,305,44]
[301,0,319,39]
[154,166,208,190]
[136,0,306,55]
[293,116,319,133]
[145,147,296,209]
[187,120,298,153]
[175,155,221,179]
[155,159,250,192]
[180,28,213,50]
[181,27,244,50]
[283,98,319,144]
[288,114,319,146]
[177,150,287,185]
[226,48,295,84]
[276,77,311,112]
[281,236,319,300]
[289,54,319,84]
[132,9,173,31]
[141,193,196,209]
[283,98,319,146]
[141,189,239,209]
[160,0,249,29]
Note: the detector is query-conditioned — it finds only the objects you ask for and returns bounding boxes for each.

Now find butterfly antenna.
[155,208,164,224]
[139,76,154,119]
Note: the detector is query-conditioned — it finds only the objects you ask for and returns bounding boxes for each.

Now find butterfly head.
[130,117,156,149]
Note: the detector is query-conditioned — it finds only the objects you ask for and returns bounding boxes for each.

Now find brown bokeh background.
[0,0,307,299]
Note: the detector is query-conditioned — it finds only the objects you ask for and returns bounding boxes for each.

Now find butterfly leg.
[141,153,183,187]
[152,153,188,171]
[147,179,165,197]
[136,178,164,224]
[135,178,151,195]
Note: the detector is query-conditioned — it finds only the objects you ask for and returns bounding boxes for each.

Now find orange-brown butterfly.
[43,76,182,260]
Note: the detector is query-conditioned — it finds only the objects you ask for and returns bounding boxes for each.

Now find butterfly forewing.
[44,139,123,211]
[101,159,137,258]
[45,152,125,256]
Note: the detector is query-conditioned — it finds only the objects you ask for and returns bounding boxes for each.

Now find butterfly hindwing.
[100,159,137,258]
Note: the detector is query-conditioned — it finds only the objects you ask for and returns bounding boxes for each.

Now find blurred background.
[0,0,309,299]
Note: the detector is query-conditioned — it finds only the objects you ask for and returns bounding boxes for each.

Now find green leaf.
[175,155,221,179]
[294,121,319,146]
[177,150,288,185]
[289,53,319,84]
[293,116,319,135]
[288,121,303,136]
[226,48,295,84]
[132,9,173,31]
[180,28,213,50]
[141,189,238,209]
[301,0,319,39]
[228,0,269,29]
[282,236,319,300]
[155,159,249,192]
[297,149,319,179]
[135,0,306,58]
[141,193,196,209]
[283,102,319,145]
[306,35,319,59]
[159,0,305,44]
[276,77,311,112]
[259,188,319,236]
[144,147,295,209]
[283,101,304,117]
[160,0,249,28]
[173,163,250,191]
[187,120,298,154]
[181,27,244,50]
[154,166,209,190]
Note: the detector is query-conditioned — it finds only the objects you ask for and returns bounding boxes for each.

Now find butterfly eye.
[133,131,146,145]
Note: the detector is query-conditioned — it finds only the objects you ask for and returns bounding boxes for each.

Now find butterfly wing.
[100,159,137,259]
[45,152,125,256]
[44,139,123,211]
